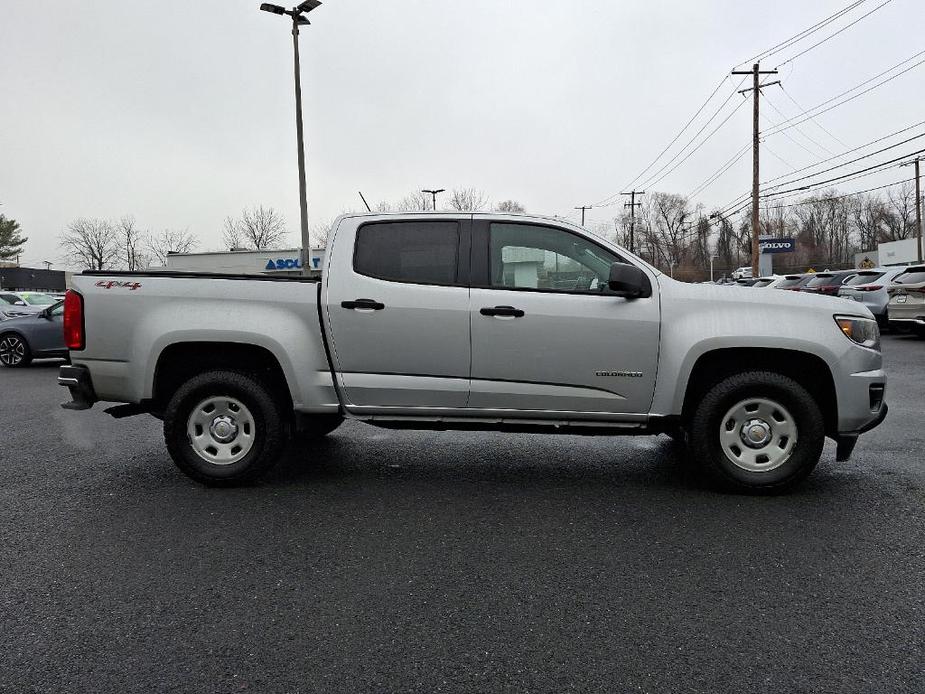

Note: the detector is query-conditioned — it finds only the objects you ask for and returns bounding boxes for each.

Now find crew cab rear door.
[323,216,471,411]
[467,219,660,416]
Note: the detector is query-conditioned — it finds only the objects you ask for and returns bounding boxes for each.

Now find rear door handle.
[480,305,525,318]
[341,298,385,310]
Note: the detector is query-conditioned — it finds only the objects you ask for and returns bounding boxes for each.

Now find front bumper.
[59,364,98,411]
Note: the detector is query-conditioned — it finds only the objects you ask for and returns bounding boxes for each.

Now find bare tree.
[392,191,431,212]
[446,188,489,212]
[884,182,916,241]
[117,216,148,271]
[59,218,120,270]
[495,199,526,213]
[147,228,198,267]
[309,217,337,248]
[222,205,288,249]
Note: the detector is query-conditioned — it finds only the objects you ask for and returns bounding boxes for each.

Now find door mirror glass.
[608,263,651,298]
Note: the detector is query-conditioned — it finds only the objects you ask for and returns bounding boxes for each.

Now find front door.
[468,220,660,416]
[324,217,471,411]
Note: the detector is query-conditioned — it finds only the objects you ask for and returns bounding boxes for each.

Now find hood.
[659,276,875,319]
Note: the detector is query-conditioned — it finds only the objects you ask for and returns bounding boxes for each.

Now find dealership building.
[161,247,327,276]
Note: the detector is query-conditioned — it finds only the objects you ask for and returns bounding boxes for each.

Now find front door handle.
[480,305,525,318]
[341,298,385,310]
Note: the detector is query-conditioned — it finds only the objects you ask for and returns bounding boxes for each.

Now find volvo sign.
[759,237,796,254]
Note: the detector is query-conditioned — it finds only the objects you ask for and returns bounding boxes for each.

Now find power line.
[762,49,925,137]
[762,90,834,156]
[601,76,730,205]
[763,119,925,185]
[775,0,894,67]
[687,143,751,198]
[639,91,750,191]
[761,147,925,198]
[764,130,925,192]
[779,84,848,148]
[762,178,908,209]
[734,0,865,68]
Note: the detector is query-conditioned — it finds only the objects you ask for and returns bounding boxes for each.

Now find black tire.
[0,333,32,368]
[688,371,825,494]
[293,413,343,440]
[913,325,925,338]
[164,370,289,486]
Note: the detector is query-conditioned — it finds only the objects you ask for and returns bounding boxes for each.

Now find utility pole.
[422,188,445,212]
[902,157,924,262]
[732,63,779,277]
[620,190,644,254]
[574,205,592,226]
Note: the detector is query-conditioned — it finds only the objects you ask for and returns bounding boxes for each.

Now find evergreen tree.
[0,214,27,262]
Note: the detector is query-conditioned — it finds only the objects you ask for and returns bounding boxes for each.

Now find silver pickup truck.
[58,212,887,493]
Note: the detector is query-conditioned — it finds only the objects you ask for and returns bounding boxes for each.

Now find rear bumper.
[59,364,98,411]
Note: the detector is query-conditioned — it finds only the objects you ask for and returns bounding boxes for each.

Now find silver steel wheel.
[719,397,798,472]
[186,396,256,466]
[0,336,25,366]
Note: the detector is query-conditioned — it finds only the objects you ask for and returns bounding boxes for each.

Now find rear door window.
[354,221,460,286]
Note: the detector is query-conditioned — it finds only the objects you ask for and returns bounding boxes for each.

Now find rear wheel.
[688,371,825,494]
[164,370,289,485]
[0,334,32,368]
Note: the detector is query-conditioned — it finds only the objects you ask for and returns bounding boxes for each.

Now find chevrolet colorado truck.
[58,212,887,493]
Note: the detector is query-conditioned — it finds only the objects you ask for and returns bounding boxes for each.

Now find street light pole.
[421,188,445,212]
[291,12,310,272]
[260,1,322,275]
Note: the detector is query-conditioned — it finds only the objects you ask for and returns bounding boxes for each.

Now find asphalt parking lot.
[1,335,923,693]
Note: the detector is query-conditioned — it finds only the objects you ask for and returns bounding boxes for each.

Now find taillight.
[859,285,883,292]
[63,290,85,350]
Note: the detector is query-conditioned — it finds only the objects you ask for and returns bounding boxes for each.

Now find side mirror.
[608,263,651,298]
[39,308,53,320]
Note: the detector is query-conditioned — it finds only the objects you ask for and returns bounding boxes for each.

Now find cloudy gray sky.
[1,0,921,268]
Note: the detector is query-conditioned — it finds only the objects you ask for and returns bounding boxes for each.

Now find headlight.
[835,315,880,351]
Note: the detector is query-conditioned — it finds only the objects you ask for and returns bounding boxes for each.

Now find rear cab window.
[353,220,461,286]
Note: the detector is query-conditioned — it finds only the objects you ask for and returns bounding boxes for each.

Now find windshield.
[18,292,57,305]
[894,267,925,285]
[845,272,884,286]
[776,277,803,288]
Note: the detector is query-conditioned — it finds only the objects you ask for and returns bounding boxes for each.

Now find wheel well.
[682,348,838,435]
[153,342,292,412]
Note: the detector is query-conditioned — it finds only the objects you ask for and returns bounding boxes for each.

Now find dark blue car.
[0,301,67,368]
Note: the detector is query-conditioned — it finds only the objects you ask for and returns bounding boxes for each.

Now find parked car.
[752,276,785,288]
[0,301,67,367]
[1,292,38,321]
[59,212,886,494]
[734,278,760,287]
[775,274,812,291]
[731,266,754,280]
[837,267,905,327]
[800,270,857,297]
[887,264,925,336]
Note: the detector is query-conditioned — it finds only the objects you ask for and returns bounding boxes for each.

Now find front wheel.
[164,370,289,485]
[688,371,825,494]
